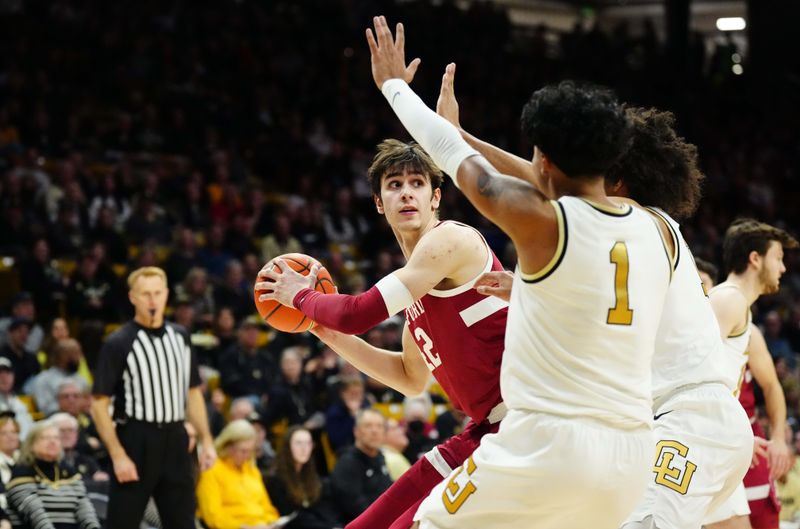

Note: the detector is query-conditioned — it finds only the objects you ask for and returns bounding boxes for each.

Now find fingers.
[308,263,321,283]
[406,57,421,80]
[258,291,276,303]
[395,22,405,52]
[374,15,392,49]
[366,28,378,56]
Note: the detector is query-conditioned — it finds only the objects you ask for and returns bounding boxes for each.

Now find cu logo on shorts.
[442,456,478,514]
[653,440,698,495]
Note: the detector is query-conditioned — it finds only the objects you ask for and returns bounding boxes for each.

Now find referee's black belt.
[118,418,184,430]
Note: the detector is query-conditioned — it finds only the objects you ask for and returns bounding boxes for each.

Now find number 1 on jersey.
[607,241,634,325]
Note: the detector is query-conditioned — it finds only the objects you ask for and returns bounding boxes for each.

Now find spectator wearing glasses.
[0,359,32,439]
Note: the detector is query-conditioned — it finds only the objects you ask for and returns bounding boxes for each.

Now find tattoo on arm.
[477,169,537,199]
[477,171,498,197]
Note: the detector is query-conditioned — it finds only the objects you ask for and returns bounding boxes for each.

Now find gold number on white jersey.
[414,327,442,370]
[607,241,634,325]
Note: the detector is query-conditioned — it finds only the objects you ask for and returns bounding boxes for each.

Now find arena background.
[0,0,799,525]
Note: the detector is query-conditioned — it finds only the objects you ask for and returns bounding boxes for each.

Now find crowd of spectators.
[0,0,799,527]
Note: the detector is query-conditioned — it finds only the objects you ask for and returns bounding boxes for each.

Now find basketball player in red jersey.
[256,139,509,529]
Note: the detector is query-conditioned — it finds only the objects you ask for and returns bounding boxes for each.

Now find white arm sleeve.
[381,78,481,187]
[375,273,415,316]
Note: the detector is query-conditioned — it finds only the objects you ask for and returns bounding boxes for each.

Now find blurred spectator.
[196,420,280,529]
[199,224,233,279]
[0,361,32,438]
[6,420,101,529]
[219,317,276,404]
[39,318,93,385]
[325,375,370,453]
[246,411,275,482]
[173,267,215,327]
[203,307,238,368]
[261,213,303,264]
[213,260,252,321]
[330,409,391,525]
[171,294,196,333]
[265,426,340,529]
[164,227,202,286]
[0,320,40,392]
[265,346,323,432]
[66,252,117,364]
[0,413,20,501]
[228,398,256,423]
[87,173,131,230]
[55,380,103,461]
[401,394,438,463]
[88,206,128,264]
[764,310,796,367]
[382,418,410,482]
[27,338,89,416]
[17,240,65,321]
[50,413,107,482]
[0,292,44,353]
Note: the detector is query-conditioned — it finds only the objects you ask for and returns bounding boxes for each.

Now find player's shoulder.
[420,220,483,248]
[709,282,748,305]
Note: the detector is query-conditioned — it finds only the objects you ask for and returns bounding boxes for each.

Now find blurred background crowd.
[0,0,799,527]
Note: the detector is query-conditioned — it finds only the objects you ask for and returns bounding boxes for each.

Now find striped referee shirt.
[93,321,200,423]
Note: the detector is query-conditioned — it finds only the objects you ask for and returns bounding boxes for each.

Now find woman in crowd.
[6,419,100,529]
[266,426,340,529]
[196,419,280,529]
[0,412,19,512]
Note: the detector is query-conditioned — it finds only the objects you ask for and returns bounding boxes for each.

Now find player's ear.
[374,194,385,215]
[431,187,441,210]
[748,250,762,269]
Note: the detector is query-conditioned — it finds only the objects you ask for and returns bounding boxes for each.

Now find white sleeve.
[381,78,480,187]
[375,273,415,316]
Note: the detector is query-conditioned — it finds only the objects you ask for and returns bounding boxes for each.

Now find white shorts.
[413,410,653,529]
[622,383,753,529]
[704,483,750,524]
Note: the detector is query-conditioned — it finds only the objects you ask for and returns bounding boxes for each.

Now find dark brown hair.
[606,106,704,221]
[366,139,443,197]
[693,257,719,285]
[723,218,798,274]
[273,426,321,506]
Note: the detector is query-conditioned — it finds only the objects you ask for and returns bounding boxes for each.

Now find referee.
[91,266,216,529]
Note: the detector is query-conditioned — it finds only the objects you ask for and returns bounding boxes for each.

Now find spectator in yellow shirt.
[197,420,280,529]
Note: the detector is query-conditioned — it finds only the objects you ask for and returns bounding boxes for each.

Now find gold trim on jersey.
[578,197,633,217]
[648,215,674,284]
[644,207,680,272]
[520,200,567,283]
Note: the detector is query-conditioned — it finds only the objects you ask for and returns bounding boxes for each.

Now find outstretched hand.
[255,259,320,308]
[436,62,460,128]
[366,15,421,89]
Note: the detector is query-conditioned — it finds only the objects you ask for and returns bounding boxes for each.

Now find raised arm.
[366,16,558,273]
[435,62,536,184]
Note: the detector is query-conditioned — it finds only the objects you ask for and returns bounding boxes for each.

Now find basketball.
[253,253,336,333]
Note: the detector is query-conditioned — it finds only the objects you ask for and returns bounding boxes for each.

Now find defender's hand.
[366,15,421,89]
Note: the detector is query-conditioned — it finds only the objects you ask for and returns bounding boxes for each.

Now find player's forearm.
[764,383,788,441]
[320,333,425,395]
[187,388,213,445]
[294,275,414,335]
[90,397,125,459]
[460,129,535,183]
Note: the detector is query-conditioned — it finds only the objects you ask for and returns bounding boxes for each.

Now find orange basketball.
[253,253,336,333]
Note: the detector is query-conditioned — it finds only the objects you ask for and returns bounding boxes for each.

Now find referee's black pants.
[106,420,196,529]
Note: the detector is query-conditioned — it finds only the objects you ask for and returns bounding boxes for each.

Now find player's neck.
[555,175,614,206]
[724,273,761,306]
[392,216,439,259]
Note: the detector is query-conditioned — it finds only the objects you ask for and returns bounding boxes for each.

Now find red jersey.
[739,368,756,419]
[404,222,507,424]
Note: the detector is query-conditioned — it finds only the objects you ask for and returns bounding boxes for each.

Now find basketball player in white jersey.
[435,64,753,529]
[366,16,672,529]
[704,218,797,529]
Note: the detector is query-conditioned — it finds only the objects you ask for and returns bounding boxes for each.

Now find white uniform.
[415,197,671,529]
[703,283,754,525]
[622,209,753,529]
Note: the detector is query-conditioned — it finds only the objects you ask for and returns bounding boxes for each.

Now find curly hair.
[723,218,799,274]
[520,81,632,178]
[606,106,704,221]
[367,139,444,197]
